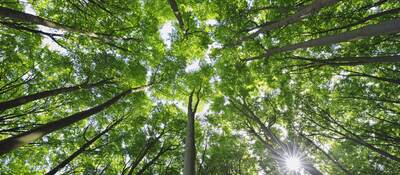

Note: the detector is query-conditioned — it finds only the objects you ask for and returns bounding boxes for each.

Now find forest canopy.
[0,0,399,174]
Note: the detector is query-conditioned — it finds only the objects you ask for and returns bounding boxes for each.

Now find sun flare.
[285,156,301,171]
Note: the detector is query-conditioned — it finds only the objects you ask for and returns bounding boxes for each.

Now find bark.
[244,18,400,61]
[346,135,400,162]
[246,123,279,157]
[126,136,161,175]
[318,106,400,162]
[301,134,352,175]
[135,145,173,175]
[238,0,340,44]
[340,96,400,104]
[314,55,400,65]
[290,55,400,70]
[303,164,323,175]
[0,79,111,112]
[230,98,282,147]
[45,119,122,175]
[233,98,323,175]
[0,85,149,155]
[314,8,400,35]
[345,70,400,85]
[0,21,64,38]
[183,89,200,175]
[0,6,99,37]
[167,0,185,31]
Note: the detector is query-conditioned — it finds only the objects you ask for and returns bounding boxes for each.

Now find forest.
[0,0,399,174]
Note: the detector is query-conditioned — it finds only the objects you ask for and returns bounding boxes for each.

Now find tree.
[183,89,201,175]
[0,84,148,155]
[1,0,400,174]
[0,79,111,111]
[45,118,122,175]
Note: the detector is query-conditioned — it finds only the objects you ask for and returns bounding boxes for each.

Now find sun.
[285,156,302,171]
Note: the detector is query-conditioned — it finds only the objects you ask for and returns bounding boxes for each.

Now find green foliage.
[0,0,399,174]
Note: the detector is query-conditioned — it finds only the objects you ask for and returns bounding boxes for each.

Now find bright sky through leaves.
[0,0,399,174]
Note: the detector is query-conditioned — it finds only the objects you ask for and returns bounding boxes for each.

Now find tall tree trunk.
[45,118,122,175]
[232,98,324,175]
[238,0,340,44]
[183,107,196,175]
[317,105,400,162]
[296,55,400,66]
[167,0,185,31]
[126,136,161,175]
[183,89,200,175]
[303,164,324,175]
[244,18,400,61]
[313,8,400,35]
[346,71,400,84]
[0,6,99,37]
[135,145,173,175]
[0,79,111,112]
[300,134,352,175]
[0,85,150,155]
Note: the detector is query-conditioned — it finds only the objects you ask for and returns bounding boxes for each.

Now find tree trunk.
[45,119,122,175]
[233,98,324,175]
[135,145,172,175]
[245,18,400,61]
[300,55,400,66]
[238,0,340,44]
[126,137,159,175]
[0,88,135,155]
[167,0,185,31]
[183,109,196,175]
[0,79,111,112]
[301,134,352,175]
[0,6,99,37]
[314,8,400,35]
[303,164,324,175]
[318,106,400,162]
[346,71,400,84]
[183,90,200,175]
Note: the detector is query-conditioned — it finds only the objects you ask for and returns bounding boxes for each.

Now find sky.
[21,0,67,54]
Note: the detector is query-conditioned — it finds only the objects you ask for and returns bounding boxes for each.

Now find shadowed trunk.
[345,70,400,84]
[0,79,111,112]
[0,6,102,37]
[0,85,150,155]
[313,104,400,162]
[237,0,340,44]
[298,55,400,66]
[126,134,163,175]
[167,0,185,31]
[300,134,352,175]
[45,118,122,175]
[183,89,201,175]
[245,18,400,61]
[313,8,400,35]
[231,98,324,175]
[135,145,174,175]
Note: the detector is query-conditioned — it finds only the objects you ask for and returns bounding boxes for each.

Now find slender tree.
[231,97,324,175]
[135,145,175,175]
[183,89,201,175]
[0,85,149,155]
[167,0,185,31]
[45,118,122,175]
[126,132,164,175]
[0,79,111,112]
[0,6,100,37]
[236,0,340,44]
[244,18,400,61]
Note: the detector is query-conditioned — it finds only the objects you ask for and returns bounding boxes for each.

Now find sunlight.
[285,156,301,171]
[159,21,175,49]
